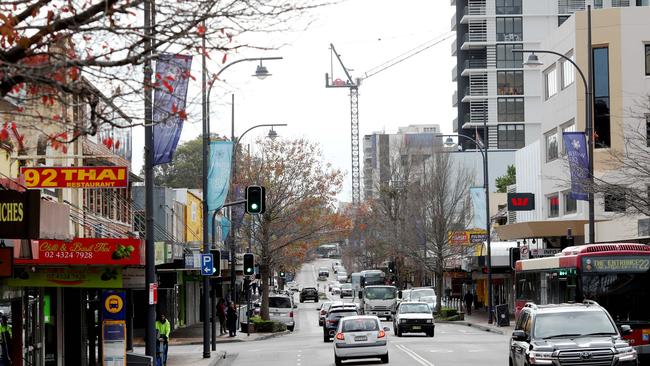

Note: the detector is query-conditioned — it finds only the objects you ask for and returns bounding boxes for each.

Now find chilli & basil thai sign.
[15,238,143,266]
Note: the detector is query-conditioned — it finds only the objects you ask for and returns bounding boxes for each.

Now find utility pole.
[201,25,211,359]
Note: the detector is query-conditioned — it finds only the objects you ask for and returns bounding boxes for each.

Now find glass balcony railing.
[464,59,487,70]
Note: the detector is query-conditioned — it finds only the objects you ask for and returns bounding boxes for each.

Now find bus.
[515,243,650,359]
[360,270,386,287]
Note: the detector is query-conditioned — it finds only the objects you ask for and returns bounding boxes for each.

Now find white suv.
[268,294,296,331]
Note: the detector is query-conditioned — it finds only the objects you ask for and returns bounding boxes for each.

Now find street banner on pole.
[470,187,486,229]
[152,53,193,166]
[208,141,234,210]
[563,132,589,201]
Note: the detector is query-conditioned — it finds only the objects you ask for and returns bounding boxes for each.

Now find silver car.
[268,294,296,332]
[333,315,389,365]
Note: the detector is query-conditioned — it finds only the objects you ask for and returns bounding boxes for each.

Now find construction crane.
[325,34,453,205]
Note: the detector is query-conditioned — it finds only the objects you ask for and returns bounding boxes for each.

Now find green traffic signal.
[243,253,255,276]
[245,186,265,214]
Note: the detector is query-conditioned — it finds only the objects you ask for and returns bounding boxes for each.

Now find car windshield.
[411,289,435,301]
[321,302,333,309]
[399,304,431,314]
[342,319,379,332]
[329,311,357,319]
[365,287,396,300]
[268,297,292,308]
[303,288,316,292]
[418,296,436,303]
[341,284,352,289]
[533,311,617,339]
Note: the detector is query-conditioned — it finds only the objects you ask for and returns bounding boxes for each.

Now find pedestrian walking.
[226,302,238,337]
[464,291,474,316]
[217,298,227,335]
[155,313,171,366]
[0,315,11,366]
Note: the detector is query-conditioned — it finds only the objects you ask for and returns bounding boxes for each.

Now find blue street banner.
[221,216,230,240]
[563,132,589,201]
[208,141,234,211]
[152,53,193,166]
[470,187,486,229]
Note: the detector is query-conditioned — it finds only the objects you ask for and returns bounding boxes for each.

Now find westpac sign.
[507,193,535,211]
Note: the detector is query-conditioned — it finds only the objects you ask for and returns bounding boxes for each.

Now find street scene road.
[213,259,509,366]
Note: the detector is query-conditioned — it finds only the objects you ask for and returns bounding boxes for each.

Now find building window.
[593,47,611,148]
[560,119,576,155]
[612,0,631,6]
[645,44,650,76]
[558,15,570,26]
[548,194,560,218]
[545,129,558,162]
[497,44,523,68]
[595,0,604,8]
[496,17,522,42]
[497,71,523,95]
[639,0,650,5]
[563,191,577,214]
[496,0,522,14]
[497,124,525,149]
[497,97,524,122]
[604,191,626,212]
[646,114,650,147]
[561,52,575,88]
[544,65,558,100]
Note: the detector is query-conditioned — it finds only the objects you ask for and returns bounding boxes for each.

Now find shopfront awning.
[495,220,587,240]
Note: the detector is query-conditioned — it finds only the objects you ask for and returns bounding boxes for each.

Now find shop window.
[548,194,560,218]
[545,129,558,162]
[563,191,577,214]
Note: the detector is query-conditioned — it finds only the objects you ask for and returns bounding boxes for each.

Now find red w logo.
[511,197,529,207]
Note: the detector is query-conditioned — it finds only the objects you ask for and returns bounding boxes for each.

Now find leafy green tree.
[495,165,516,193]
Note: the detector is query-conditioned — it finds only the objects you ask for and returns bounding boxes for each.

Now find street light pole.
[439,133,491,323]
[512,6,594,242]
[201,27,211,359]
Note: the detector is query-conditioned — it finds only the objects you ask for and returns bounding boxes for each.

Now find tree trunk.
[260,263,270,321]
[435,268,444,313]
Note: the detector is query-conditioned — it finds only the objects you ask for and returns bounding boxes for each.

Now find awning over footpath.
[495,220,588,240]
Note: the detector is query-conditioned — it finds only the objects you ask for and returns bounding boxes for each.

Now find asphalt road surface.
[212,259,510,366]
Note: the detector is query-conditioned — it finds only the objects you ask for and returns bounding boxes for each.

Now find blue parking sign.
[201,254,214,276]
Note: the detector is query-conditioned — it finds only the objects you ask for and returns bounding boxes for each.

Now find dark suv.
[323,307,358,342]
[300,287,319,303]
[510,301,638,366]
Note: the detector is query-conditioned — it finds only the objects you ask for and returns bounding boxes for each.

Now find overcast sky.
[132,0,456,202]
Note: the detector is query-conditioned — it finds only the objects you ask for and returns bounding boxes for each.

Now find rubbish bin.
[126,353,153,366]
[495,304,510,327]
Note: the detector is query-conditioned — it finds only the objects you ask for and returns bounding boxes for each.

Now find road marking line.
[396,344,435,366]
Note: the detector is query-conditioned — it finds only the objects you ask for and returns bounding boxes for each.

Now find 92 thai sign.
[16,238,143,266]
[0,190,40,239]
[20,166,128,188]
[582,256,650,273]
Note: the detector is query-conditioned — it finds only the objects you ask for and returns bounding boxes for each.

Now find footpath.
[437,308,515,335]
[132,322,290,366]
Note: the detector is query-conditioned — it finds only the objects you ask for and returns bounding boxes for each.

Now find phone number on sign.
[42,251,94,260]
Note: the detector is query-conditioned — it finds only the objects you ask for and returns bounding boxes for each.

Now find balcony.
[461,32,487,50]
[453,117,458,133]
[462,59,487,75]
[452,90,458,107]
[496,5,522,15]
[451,38,457,56]
[451,12,457,31]
[451,65,457,82]
[460,5,487,23]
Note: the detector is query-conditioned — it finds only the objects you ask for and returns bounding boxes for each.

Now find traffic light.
[388,261,395,273]
[245,185,266,214]
[509,247,521,270]
[210,249,221,275]
[279,270,286,278]
[243,253,255,276]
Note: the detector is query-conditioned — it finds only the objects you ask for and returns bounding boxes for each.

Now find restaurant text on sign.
[15,238,143,266]
[20,166,128,188]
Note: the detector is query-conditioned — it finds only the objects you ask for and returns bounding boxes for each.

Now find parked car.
[323,307,359,342]
[333,315,389,365]
[318,301,340,326]
[334,265,345,274]
[300,287,319,303]
[510,301,637,366]
[408,287,437,313]
[318,267,330,281]
[330,282,342,295]
[268,294,296,332]
[336,271,348,283]
[392,302,435,337]
[340,283,353,298]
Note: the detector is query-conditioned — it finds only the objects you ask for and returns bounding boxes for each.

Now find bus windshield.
[362,271,385,286]
[581,272,650,322]
[365,287,396,300]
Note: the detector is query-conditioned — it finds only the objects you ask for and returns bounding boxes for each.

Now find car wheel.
[395,327,401,337]
[428,329,434,337]
[334,355,343,366]
[288,325,294,332]
[380,353,389,364]
[300,299,304,303]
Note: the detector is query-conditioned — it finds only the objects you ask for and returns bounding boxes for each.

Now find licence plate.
[412,326,421,330]
[354,336,367,341]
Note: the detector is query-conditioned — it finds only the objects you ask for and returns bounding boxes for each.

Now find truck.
[358,285,398,320]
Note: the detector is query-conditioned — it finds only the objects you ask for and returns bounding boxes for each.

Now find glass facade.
[497,97,524,122]
[497,124,525,148]
[497,44,523,68]
[497,71,523,95]
[593,47,611,148]
[496,17,522,41]
[496,0,522,14]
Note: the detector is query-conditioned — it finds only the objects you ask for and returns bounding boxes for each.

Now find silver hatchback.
[333,315,389,365]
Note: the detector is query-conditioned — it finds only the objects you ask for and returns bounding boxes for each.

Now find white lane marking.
[396,344,436,366]
[429,349,453,353]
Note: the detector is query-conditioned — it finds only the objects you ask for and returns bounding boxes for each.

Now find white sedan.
[333,315,389,365]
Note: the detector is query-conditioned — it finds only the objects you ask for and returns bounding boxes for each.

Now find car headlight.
[616,346,637,362]
[426,319,432,323]
[529,351,554,365]
[400,319,406,323]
